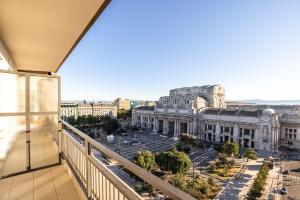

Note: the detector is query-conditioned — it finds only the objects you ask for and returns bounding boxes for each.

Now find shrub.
[208,177,216,186]
[247,162,269,200]
[133,183,143,194]
[134,150,156,171]
[169,174,186,190]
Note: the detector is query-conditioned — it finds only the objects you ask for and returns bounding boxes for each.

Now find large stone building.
[61,102,117,119]
[114,98,131,110]
[132,85,287,153]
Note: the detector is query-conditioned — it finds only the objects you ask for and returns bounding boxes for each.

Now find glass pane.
[0,116,26,176]
[30,115,59,168]
[30,76,58,112]
[0,73,25,113]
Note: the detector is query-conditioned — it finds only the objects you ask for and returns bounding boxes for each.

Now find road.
[282,160,300,200]
[189,148,217,168]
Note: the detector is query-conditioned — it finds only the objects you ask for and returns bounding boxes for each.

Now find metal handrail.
[62,120,196,200]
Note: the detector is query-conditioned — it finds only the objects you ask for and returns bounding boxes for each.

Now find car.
[283,170,289,175]
[171,137,178,141]
[281,187,288,195]
[122,132,128,136]
[123,140,129,144]
[131,141,141,146]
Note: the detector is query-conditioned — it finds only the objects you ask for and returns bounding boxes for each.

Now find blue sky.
[59,0,300,101]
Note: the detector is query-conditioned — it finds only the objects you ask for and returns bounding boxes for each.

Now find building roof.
[0,0,110,72]
[204,108,264,117]
[135,106,155,111]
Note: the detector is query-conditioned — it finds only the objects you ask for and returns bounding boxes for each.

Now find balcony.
[0,1,196,199]
[0,70,195,200]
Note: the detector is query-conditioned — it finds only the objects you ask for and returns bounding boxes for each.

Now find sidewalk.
[260,165,282,200]
[216,159,263,200]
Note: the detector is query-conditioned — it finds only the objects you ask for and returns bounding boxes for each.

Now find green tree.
[134,150,156,171]
[156,150,192,174]
[66,116,76,125]
[194,178,211,195]
[103,119,120,134]
[169,174,186,190]
[244,148,257,160]
[220,142,239,157]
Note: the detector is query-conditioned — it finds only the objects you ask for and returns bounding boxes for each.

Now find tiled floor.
[0,165,81,200]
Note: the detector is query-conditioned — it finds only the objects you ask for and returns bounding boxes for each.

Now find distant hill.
[227,99,300,105]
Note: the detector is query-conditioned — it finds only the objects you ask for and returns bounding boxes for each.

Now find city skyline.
[59,0,300,101]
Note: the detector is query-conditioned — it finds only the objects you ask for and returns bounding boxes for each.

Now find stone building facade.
[61,102,117,119]
[114,98,131,110]
[132,85,284,153]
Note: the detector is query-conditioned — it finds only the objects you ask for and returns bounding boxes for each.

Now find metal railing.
[61,120,196,200]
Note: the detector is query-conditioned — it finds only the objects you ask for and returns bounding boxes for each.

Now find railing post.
[85,140,92,199]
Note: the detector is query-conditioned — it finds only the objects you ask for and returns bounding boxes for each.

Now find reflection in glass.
[0,73,25,113]
[30,115,59,169]
[0,116,26,176]
[30,76,58,112]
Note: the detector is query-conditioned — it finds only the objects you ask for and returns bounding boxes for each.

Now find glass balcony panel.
[0,116,26,176]
[0,73,25,113]
[30,115,59,169]
[30,76,58,112]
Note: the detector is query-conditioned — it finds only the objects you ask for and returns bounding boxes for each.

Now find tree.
[244,148,257,160]
[103,119,120,134]
[66,116,76,125]
[134,150,156,171]
[220,142,239,157]
[156,150,192,174]
[194,178,211,195]
[169,174,186,190]
[208,177,216,186]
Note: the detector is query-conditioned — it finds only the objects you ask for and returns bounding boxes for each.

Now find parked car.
[123,140,129,144]
[281,187,288,195]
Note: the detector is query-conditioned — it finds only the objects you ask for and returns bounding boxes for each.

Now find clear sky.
[59,0,300,101]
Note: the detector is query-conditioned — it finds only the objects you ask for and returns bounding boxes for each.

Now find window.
[294,134,297,139]
[221,126,224,133]
[225,127,229,132]
[285,128,288,132]
[289,129,293,133]
[294,129,297,133]
[230,127,233,135]
[208,125,212,130]
[244,129,250,135]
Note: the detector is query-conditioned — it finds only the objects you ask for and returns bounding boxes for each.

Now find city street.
[95,130,177,159]
[282,160,300,200]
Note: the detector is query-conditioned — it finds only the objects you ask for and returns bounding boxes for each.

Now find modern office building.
[0,1,195,200]
[132,85,282,153]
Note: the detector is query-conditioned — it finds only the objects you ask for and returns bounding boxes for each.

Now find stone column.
[216,122,221,143]
[140,115,143,128]
[163,119,168,134]
[233,124,239,142]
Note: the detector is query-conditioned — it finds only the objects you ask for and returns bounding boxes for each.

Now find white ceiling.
[0,0,110,72]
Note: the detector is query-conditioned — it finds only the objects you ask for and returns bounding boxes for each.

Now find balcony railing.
[62,120,196,200]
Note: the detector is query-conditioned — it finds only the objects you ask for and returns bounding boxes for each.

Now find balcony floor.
[0,165,81,200]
